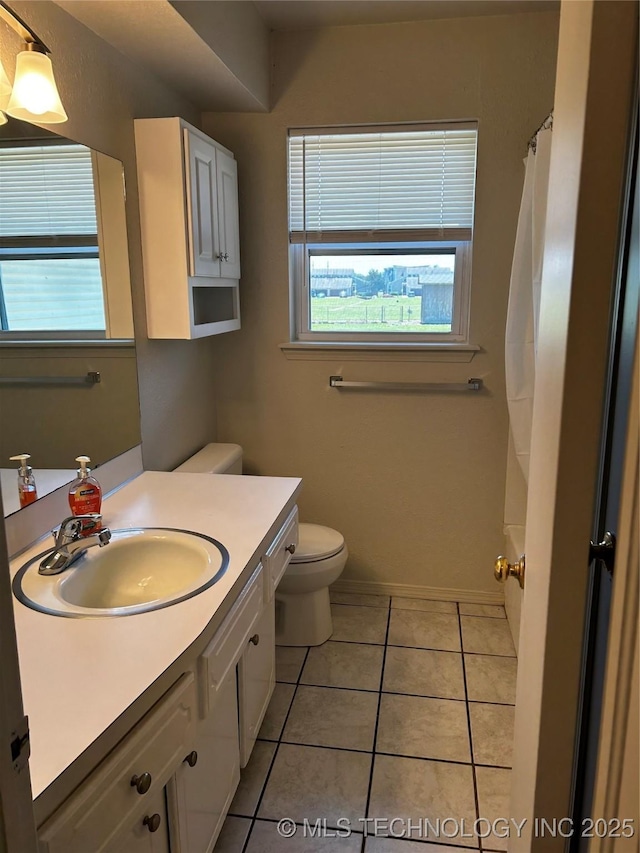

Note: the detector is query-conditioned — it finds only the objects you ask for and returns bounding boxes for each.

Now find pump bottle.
[68,456,102,523]
[9,454,38,508]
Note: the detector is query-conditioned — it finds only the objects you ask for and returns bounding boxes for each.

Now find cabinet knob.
[130,772,152,795]
[184,750,198,767]
[249,633,260,646]
[285,543,296,554]
[223,252,229,262]
[143,814,161,833]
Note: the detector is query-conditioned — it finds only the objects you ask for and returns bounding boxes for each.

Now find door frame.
[591,332,639,853]
[509,1,638,849]
[0,494,39,852]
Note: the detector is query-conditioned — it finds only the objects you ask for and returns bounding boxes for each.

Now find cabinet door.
[238,599,276,767]
[106,789,170,853]
[169,669,240,853]
[39,674,197,853]
[185,130,221,278]
[216,148,241,280]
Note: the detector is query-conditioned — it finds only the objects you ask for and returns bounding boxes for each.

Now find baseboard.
[331,578,504,606]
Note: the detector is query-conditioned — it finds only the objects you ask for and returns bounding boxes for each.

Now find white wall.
[203,12,559,596]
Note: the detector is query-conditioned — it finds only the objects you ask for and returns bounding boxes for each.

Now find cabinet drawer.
[263,506,299,602]
[39,673,197,853]
[198,565,263,717]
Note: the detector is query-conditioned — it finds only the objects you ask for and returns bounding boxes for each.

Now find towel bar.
[329,376,483,392]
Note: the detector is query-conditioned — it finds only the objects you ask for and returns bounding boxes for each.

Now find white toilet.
[174,443,348,646]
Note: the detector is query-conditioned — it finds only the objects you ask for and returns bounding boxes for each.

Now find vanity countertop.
[9,470,301,803]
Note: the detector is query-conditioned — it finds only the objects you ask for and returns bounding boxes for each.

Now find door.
[509,2,637,849]
[216,148,241,280]
[0,497,38,853]
[237,599,275,767]
[571,124,638,849]
[185,130,221,278]
[107,788,170,853]
[169,669,240,853]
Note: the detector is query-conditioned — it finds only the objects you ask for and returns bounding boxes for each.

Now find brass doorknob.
[494,554,525,589]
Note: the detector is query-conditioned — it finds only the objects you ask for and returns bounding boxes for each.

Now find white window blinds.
[288,123,478,243]
[0,143,98,237]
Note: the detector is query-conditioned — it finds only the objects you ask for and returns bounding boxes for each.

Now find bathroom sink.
[13,528,229,618]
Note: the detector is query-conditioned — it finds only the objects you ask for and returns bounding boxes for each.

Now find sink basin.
[13,528,229,618]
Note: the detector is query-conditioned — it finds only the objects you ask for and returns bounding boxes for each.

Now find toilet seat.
[292,523,344,563]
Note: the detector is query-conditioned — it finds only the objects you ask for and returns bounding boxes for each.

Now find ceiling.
[56,0,559,113]
[252,0,559,31]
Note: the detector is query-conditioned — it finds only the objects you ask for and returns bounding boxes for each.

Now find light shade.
[0,57,11,112]
[0,111,7,126]
[6,49,67,124]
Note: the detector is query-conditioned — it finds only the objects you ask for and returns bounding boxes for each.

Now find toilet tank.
[174,443,243,475]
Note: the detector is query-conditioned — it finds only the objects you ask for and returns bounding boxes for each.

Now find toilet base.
[275,587,332,646]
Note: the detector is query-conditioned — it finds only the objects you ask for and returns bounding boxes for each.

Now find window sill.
[279,341,480,362]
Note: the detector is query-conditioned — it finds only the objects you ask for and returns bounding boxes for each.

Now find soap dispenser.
[9,453,38,508]
[68,455,102,520]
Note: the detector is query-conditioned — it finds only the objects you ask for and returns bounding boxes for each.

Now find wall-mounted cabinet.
[134,118,241,339]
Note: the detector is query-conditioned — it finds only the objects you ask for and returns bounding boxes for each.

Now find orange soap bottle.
[9,453,38,508]
[68,456,102,526]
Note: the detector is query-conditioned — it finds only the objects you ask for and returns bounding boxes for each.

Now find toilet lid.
[291,523,345,563]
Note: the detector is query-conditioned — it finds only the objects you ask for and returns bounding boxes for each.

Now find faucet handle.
[56,514,102,544]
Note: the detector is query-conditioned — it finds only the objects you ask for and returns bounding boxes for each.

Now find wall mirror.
[0,118,141,517]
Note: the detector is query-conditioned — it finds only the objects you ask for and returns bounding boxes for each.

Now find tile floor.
[214,594,517,853]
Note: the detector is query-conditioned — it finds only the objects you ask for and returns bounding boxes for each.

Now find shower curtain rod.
[528,110,554,153]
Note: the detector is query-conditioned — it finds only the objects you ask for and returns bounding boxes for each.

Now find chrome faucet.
[39,514,112,576]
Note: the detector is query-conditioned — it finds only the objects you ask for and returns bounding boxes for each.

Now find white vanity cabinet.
[38,674,198,853]
[109,789,171,853]
[238,597,276,766]
[169,670,239,853]
[168,563,274,852]
[263,506,299,602]
[134,117,241,339]
[36,507,299,853]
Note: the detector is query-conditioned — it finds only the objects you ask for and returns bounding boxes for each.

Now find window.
[288,122,478,344]
[0,142,106,336]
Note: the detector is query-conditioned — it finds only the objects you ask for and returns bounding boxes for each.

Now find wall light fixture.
[0,1,67,124]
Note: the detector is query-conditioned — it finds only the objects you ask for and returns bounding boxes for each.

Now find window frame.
[287,121,477,347]
[0,139,107,341]
[291,241,472,344]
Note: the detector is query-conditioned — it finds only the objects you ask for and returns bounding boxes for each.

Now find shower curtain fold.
[505,127,552,485]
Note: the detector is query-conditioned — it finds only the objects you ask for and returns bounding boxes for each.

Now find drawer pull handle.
[143,814,161,833]
[285,543,296,554]
[184,750,198,767]
[130,772,152,795]
[249,633,260,646]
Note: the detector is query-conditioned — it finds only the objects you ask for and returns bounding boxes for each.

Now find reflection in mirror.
[0,119,141,517]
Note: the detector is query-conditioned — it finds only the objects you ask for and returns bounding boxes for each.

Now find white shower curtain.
[505,125,552,485]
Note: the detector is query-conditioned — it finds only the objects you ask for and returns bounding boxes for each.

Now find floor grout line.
[275,679,516,707]
[223,598,516,852]
[362,595,392,850]
[329,637,516,658]
[458,601,483,853]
